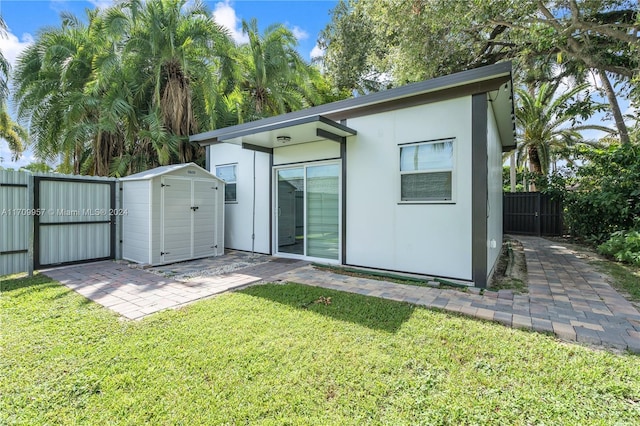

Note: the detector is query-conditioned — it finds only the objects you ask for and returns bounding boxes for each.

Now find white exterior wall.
[345,97,474,280]
[273,140,340,166]
[486,105,503,277]
[122,180,151,264]
[209,144,271,253]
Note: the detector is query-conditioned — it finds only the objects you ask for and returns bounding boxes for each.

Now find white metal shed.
[120,163,225,266]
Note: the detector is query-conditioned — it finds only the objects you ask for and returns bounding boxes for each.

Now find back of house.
[190,62,515,287]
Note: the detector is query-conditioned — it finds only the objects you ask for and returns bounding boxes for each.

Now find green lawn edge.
[2,273,640,425]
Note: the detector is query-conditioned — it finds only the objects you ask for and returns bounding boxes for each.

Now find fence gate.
[503,192,563,236]
[33,176,116,269]
[0,170,31,276]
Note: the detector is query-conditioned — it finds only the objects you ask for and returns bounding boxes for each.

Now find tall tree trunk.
[161,64,201,164]
[528,146,543,175]
[598,69,630,145]
[528,146,542,192]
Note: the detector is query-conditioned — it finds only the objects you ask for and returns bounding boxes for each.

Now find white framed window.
[215,164,237,202]
[399,138,454,202]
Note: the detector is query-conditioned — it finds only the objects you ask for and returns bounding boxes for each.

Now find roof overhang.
[196,115,356,149]
[191,62,515,151]
[488,79,516,152]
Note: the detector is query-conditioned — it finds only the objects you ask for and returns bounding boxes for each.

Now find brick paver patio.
[43,255,308,320]
[43,237,640,352]
[273,236,640,353]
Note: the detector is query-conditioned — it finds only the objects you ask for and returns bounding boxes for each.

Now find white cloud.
[0,30,34,169]
[213,0,249,45]
[310,44,324,60]
[290,26,308,41]
[49,0,69,13]
[586,69,603,89]
[0,31,34,68]
[556,76,572,95]
[88,0,116,10]
[0,142,34,169]
[624,103,637,126]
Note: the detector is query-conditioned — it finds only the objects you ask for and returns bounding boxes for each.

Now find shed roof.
[119,162,220,181]
[191,62,515,150]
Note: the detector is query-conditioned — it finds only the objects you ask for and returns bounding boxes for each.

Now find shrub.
[598,230,640,266]
[562,142,640,243]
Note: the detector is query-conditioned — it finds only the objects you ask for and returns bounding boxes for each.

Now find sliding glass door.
[277,168,304,255]
[306,164,340,260]
[276,162,340,261]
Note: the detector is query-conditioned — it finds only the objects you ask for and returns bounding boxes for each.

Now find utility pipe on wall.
[252,150,256,254]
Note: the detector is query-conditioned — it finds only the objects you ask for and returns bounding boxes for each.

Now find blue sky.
[0,0,337,168]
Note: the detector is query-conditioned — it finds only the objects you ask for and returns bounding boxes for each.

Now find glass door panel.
[306,164,340,260]
[277,168,304,255]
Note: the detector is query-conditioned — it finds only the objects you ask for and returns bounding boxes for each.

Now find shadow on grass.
[240,282,415,333]
[0,272,94,305]
[0,273,60,293]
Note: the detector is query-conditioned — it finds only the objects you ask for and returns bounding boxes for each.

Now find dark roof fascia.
[324,76,510,122]
[317,115,357,134]
[200,115,356,145]
[191,62,513,144]
[507,72,517,150]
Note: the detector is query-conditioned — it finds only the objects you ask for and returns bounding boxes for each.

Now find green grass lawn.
[592,259,640,303]
[2,274,640,425]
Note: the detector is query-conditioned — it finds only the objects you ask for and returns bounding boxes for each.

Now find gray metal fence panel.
[0,170,31,276]
[1,171,120,276]
[33,174,117,269]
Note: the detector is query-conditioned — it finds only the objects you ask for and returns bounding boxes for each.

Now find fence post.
[535,192,542,237]
[27,173,34,276]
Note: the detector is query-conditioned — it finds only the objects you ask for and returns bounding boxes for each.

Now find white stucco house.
[190,63,515,287]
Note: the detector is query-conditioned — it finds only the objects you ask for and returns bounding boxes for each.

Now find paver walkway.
[43,255,307,320]
[272,236,640,353]
[44,237,640,352]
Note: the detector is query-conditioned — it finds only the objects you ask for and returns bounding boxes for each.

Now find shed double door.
[162,176,219,263]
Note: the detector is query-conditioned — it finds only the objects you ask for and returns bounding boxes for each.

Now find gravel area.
[119,251,272,282]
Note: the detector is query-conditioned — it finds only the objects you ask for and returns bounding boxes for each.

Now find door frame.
[272,160,342,264]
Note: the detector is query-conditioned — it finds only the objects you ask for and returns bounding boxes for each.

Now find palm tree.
[13,13,95,173]
[13,1,236,175]
[0,17,27,160]
[515,82,612,176]
[238,19,320,120]
[13,10,128,175]
[121,0,235,163]
[0,17,10,103]
[12,2,329,175]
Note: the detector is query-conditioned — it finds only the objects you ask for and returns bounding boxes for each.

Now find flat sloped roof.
[191,62,515,148]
